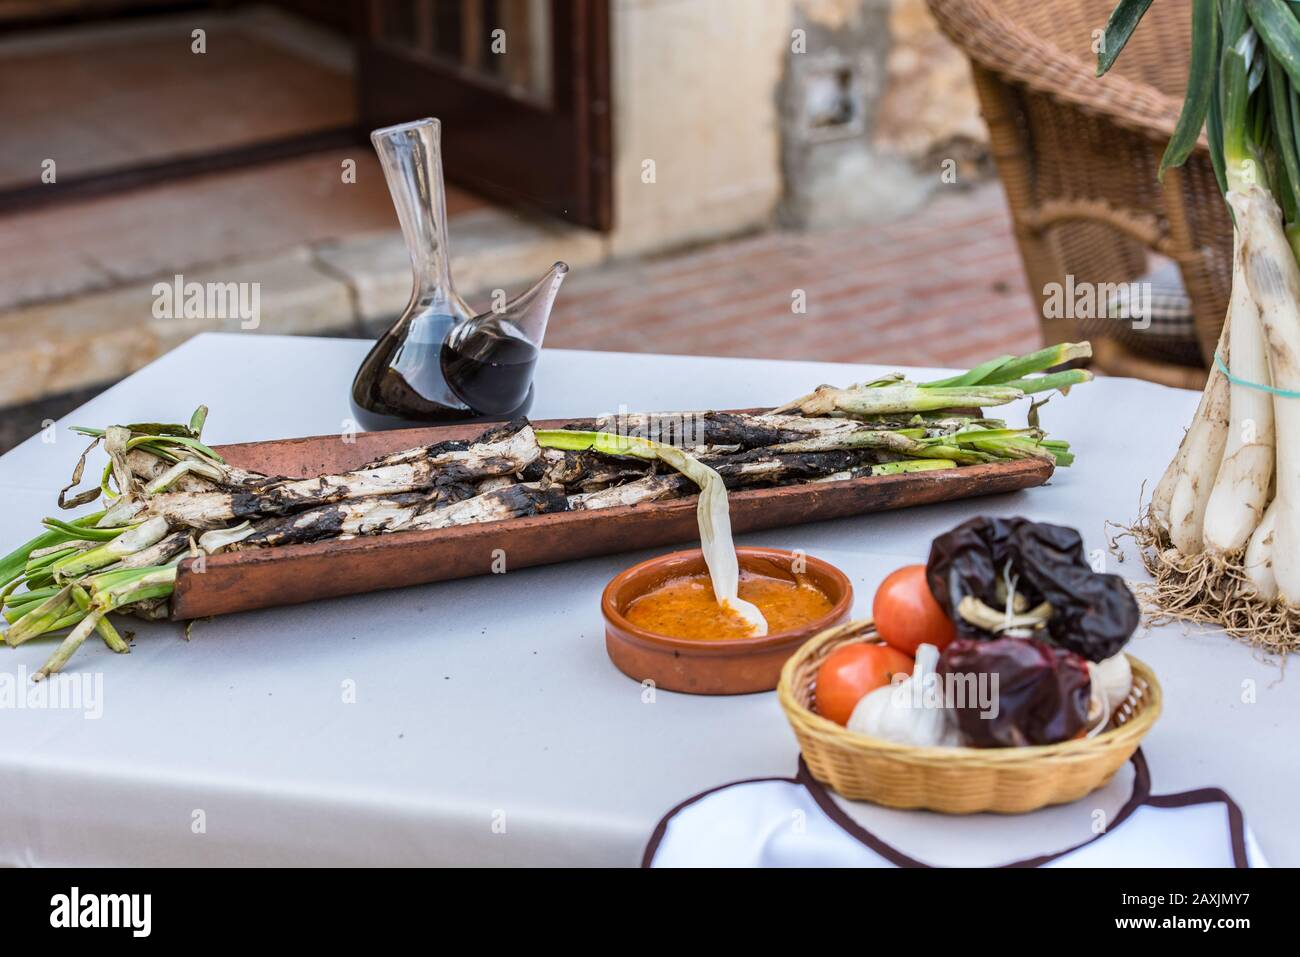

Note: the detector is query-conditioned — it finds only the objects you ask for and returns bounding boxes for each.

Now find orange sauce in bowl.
[623,570,834,641]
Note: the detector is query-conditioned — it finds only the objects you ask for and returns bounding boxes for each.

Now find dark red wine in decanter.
[350,117,567,430]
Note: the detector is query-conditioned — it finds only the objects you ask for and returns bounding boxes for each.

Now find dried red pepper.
[925,516,1138,662]
[937,636,1092,747]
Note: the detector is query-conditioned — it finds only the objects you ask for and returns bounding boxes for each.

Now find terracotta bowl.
[600,547,853,695]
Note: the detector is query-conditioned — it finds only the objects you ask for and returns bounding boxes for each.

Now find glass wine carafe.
[350,117,568,430]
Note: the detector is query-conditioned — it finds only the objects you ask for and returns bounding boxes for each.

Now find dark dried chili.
[938,636,1092,747]
[925,516,1139,662]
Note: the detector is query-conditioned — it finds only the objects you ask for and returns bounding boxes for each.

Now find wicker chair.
[928,0,1231,389]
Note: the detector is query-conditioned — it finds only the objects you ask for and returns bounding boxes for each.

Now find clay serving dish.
[600,547,853,695]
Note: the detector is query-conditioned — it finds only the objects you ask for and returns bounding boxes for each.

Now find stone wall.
[606,0,987,248]
[780,0,988,228]
[876,0,988,177]
[607,0,790,257]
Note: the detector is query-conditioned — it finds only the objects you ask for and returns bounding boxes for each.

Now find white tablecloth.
[0,333,1288,867]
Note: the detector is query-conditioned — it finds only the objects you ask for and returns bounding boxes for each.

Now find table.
[0,333,1288,866]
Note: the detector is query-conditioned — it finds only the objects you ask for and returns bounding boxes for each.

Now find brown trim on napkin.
[641,775,798,869]
[644,749,1253,868]
[1145,789,1250,868]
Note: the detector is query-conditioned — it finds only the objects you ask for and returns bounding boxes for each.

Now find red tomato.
[873,564,955,656]
[814,643,914,726]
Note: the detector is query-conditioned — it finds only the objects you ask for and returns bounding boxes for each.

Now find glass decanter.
[350,117,567,430]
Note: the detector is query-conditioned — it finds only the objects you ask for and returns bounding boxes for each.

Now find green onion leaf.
[1208,47,1231,196]
[1268,51,1300,220]
[965,342,1093,385]
[1161,0,1220,178]
[40,517,133,542]
[1222,41,1256,190]
[922,355,1015,389]
[1247,0,1300,87]
[1097,0,1155,76]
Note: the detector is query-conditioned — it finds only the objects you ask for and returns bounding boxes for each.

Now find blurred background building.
[0,0,1036,452]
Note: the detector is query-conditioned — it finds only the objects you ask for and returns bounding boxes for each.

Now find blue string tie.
[1214,353,1300,399]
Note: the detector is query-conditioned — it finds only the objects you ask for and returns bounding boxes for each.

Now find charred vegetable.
[925,516,1139,662]
[1,344,1093,677]
[938,636,1092,747]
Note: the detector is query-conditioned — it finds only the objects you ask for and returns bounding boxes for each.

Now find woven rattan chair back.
[928,0,1229,386]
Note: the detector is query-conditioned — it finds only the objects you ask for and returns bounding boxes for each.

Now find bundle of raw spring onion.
[0,343,1091,678]
[1103,0,1300,650]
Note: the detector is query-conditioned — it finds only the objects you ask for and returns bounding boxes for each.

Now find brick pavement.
[545,181,1040,370]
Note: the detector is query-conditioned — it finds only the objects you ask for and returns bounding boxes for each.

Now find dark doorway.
[357,0,612,230]
[0,0,613,231]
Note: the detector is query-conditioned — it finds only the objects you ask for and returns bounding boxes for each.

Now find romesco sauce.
[624,570,833,641]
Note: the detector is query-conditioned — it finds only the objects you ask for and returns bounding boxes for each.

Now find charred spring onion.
[537,429,769,635]
[0,344,1090,676]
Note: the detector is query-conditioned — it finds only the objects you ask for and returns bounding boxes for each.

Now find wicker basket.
[777,619,1162,814]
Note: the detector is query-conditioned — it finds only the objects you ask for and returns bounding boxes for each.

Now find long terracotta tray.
[168,417,1054,619]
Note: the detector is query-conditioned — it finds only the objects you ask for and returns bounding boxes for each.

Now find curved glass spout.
[443,262,569,416]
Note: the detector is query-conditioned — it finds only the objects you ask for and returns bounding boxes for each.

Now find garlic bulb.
[1087,653,1133,712]
[1084,653,1133,737]
[847,644,963,747]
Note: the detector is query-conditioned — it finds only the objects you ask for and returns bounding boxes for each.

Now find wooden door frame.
[356,0,613,232]
[0,128,359,214]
